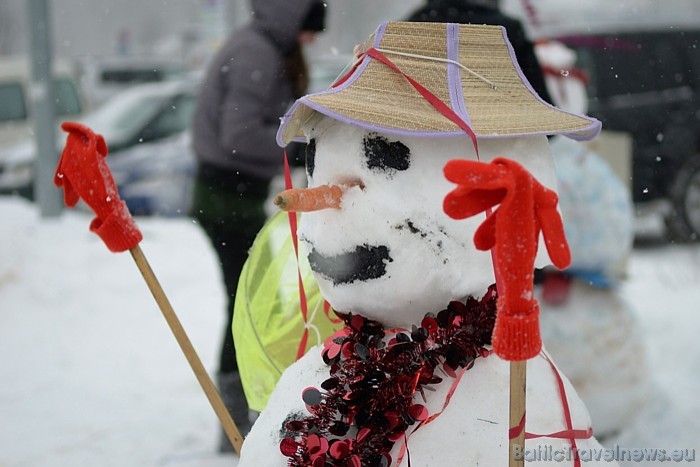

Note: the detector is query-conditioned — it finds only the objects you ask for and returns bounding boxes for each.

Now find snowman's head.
[276,22,601,327]
[298,115,558,327]
[534,40,589,115]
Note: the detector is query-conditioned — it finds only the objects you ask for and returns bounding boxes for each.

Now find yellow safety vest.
[232,212,342,412]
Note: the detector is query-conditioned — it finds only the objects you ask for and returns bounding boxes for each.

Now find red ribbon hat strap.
[283,151,311,360]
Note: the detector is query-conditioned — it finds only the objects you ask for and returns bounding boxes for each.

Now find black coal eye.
[306,138,316,178]
[363,134,411,176]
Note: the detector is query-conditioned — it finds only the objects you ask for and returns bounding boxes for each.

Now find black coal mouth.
[306,244,393,285]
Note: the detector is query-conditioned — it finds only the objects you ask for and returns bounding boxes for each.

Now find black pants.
[192,162,270,374]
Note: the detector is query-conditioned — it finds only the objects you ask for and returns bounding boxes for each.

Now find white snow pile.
[0,197,235,467]
[1,195,699,466]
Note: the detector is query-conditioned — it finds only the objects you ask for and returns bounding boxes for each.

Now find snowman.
[534,40,650,437]
[238,22,618,466]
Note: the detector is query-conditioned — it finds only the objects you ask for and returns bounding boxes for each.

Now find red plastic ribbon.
[395,350,592,467]
[525,353,592,467]
[396,349,493,466]
[507,353,592,467]
[283,151,310,360]
[509,413,527,440]
[323,300,343,324]
[331,55,364,89]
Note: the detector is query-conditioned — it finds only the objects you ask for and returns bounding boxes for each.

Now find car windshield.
[0,83,26,122]
[54,78,82,116]
[81,87,170,143]
[0,78,80,123]
[100,66,184,84]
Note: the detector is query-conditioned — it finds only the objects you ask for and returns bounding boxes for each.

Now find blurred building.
[0,0,422,61]
[501,0,700,39]
[4,0,700,64]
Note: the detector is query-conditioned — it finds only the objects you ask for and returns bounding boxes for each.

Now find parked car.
[557,29,700,241]
[0,78,198,215]
[108,131,195,217]
[77,56,189,107]
[0,56,85,197]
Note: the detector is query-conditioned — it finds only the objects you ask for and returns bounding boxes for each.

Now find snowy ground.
[1,196,698,466]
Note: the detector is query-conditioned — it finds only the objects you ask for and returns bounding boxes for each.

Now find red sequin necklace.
[280,285,497,466]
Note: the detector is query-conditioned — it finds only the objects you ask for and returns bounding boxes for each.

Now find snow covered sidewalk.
[1,196,698,466]
[0,198,236,466]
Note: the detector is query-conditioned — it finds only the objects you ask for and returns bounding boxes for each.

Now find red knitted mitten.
[443,157,570,360]
[55,122,142,252]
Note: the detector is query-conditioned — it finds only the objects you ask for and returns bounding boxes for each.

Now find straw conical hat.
[277,21,600,146]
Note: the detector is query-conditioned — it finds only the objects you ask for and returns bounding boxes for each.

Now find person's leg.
[212,221,249,374]
[192,165,269,451]
[203,200,268,452]
[198,216,255,449]
[211,196,267,369]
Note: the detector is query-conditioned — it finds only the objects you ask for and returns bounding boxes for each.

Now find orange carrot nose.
[274,181,363,212]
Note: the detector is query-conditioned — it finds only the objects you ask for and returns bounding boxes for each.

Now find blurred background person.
[405,0,553,105]
[189,0,326,451]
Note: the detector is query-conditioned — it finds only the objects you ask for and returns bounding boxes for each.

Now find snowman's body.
[538,280,649,437]
[536,136,649,436]
[238,117,618,466]
[243,343,608,466]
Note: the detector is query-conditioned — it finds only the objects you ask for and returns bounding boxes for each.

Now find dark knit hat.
[301,2,326,32]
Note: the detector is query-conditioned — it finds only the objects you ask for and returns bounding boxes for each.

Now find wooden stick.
[129,245,244,455]
[509,360,527,467]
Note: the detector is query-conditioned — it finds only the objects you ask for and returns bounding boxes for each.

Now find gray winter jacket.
[192,0,317,180]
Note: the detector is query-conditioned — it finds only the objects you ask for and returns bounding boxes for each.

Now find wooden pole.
[509,360,527,467]
[129,245,244,455]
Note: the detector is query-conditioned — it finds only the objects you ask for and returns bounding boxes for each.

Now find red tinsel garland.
[280,285,498,466]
